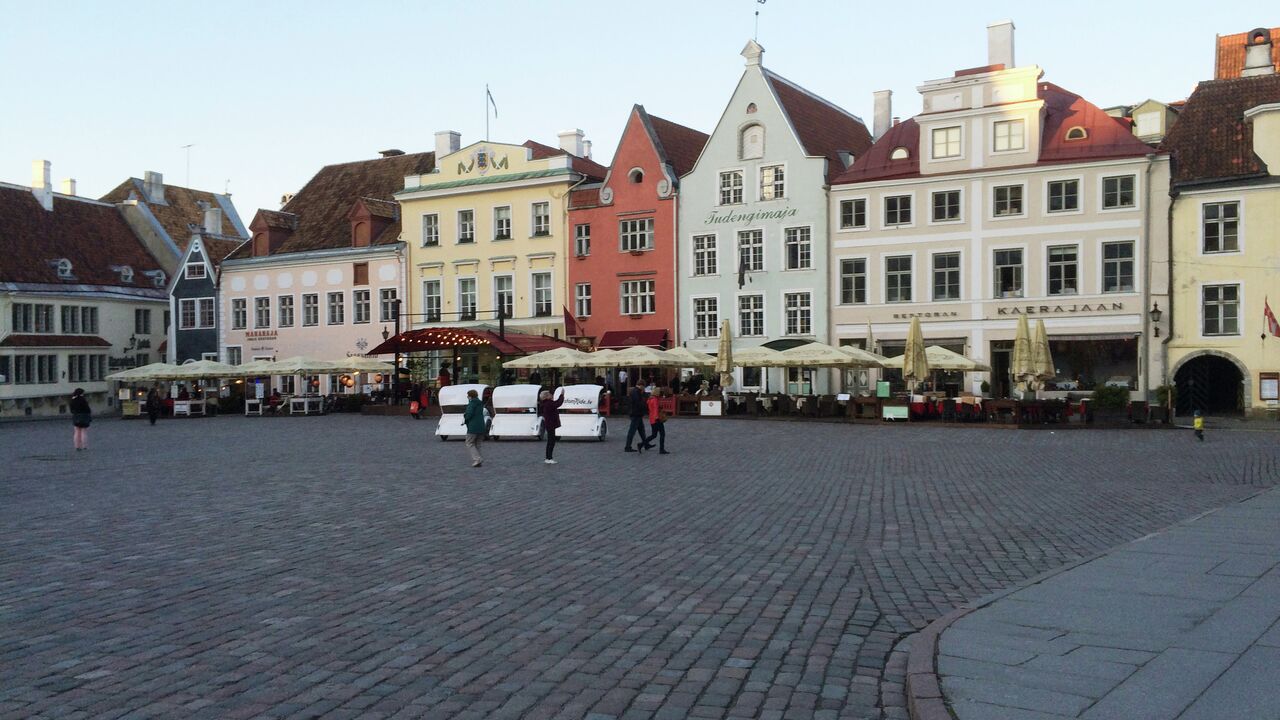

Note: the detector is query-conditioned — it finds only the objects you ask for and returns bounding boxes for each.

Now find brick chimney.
[1243,28,1276,77]
[987,20,1015,69]
[435,131,461,158]
[143,170,166,204]
[558,129,585,157]
[873,90,893,141]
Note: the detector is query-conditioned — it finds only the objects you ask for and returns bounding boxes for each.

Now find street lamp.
[1149,302,1163,337]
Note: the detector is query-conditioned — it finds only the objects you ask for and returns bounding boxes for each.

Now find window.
[81,307,98,334]
[135,309,151,335]
[760,164,785,200]
[784,292,812,335]
[532,272,552,317]
[327,292,344,325]
[932,190,961,222]
[993,249,1023,297]
[1065,126,1088,140]
[738,230,763,272]
[353,289,370,324]
[784,227,812,270]
[931,126,961,159]
[278,296,294,327]
[164,310,170,333]
[1202,202,1240,253]
[932,253,961,301]
[1203,284,1240,336]
[719,170,743,205]
[620,218,654,252]
[574,223,591,256]
[61,306,79,334]
[230,298,247,330]
[741,124,764,160]
[60,306,97,334]
[1102,242,1135,293]
[890,147,910,160]
[694,297,719,338]
[620,280,656,315]
[15,354,58,384]
[302,294,319,326]
[55,259,72,279]
[993,119,1025,151]
[840,259,866,305]
[379,289,397,322]
[1102,175,1135,209]
[421,213,439,246]
[353,262,368,286]
[693,234,718,276]
[458,279,477,320]
[886,256,912,303]
[12,303,54,333]
[226,347,242,366]
[1048,180,1079,213]
[840,198,867,229]
[993,185,1023,217]
[1047,246,1078,296]
[885,195,912,226]
[532,202,550,236]
[738,295,764,336]
[254,297,271,328]
[68,354,105,382]
[494,276,514,319]
[422,280,441,322]
[457,210,475,243]
[493,206,512,240]
[184,262,206,279]
[575,283,592,318]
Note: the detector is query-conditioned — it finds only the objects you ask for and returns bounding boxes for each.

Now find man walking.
[463,388,486,467]
[624,380,652,452]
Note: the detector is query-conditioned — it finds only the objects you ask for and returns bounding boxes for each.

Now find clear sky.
[0,0,1267,220]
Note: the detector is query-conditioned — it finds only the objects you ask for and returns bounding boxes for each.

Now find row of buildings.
[3,22,1278,417]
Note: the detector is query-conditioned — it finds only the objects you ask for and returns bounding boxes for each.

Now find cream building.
[829,22,1170,400]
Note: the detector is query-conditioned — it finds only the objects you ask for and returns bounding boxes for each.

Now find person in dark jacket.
[624,380,653,452]
[462,388,486,467]
[539,388,565,464]
[146,387,162,425]
[70,388,92,450]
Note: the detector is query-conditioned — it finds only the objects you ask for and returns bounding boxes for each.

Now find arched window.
[55,258,72,279]
[741,124,765,160]
[1065,126,1088,141]
[890,147,910,160]
[746,103,758,114]
[629,168,644,183]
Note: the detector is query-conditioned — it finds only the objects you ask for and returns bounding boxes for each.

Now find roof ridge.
[764,69,866,124]
[0,182,116,207]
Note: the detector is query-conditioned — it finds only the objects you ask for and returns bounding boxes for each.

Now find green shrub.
[1154,384,1175,407]
[1091,384,1129,410]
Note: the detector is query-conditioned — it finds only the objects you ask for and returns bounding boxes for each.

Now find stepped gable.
[1162,74,1280,183]
[765,70,873,184]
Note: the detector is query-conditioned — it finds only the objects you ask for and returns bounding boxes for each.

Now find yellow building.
[1163,29,1280,417]
[397,131,605,380]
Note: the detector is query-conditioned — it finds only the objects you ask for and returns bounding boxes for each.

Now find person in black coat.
[624,380,653,452]
[538,389,565,464]
[70,388,92,450]
[146,387,162,425]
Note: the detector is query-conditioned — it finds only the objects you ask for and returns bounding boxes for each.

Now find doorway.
[1174,355,1244,415]
[990,341,1012,398]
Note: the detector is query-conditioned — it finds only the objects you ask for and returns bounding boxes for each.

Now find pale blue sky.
[0,1,1267,219]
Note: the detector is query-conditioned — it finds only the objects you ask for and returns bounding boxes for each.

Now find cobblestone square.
[1,416,1275,719]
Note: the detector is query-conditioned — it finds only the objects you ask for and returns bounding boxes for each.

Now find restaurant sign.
[997,302,1124,316]
[893,311,959,319]
[245,330,278,340]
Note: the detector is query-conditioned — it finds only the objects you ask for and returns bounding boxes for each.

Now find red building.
[567,106,707,350]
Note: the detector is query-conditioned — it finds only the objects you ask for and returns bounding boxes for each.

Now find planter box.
[1148,406,1171,424]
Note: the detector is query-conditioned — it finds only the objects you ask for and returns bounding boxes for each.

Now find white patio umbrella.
[731,346,785,367]
[502,347,593,369]
[330,356,395,373]
[262,356,346,374]
[105,362,180,382]
[598,345,677,368]
[882,346,991,372]
[1032,319,1056,388]
[165,359,239,380]
[839,345,889,368]
[714,320,734,388]
[664,346,716,368]
[234,359,280,376]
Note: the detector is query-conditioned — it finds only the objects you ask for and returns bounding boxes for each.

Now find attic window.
[1065,126,1088,141]
[629,168,644,183]
[746,103,758,114]
[55,258,72,279]
[120,266,134,283]
[185,262,207,280]
[147,270,166,288]
[890,147,911,160]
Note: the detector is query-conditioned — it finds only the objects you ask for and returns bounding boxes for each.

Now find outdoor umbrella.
[882,346,991,372]
[105,362,180,382]
[578,349,617,369]
[502,347,592,369]
[165,359,239,380]
[714,319,734,388]
[331,356,395,373]
[1032,319,1056,388]
[1011,314,1036,392]
[663,346,716,368]
[902,317,929,390]
[262,356,345,375]
[731,346,785,367]
[602,345,677,368]
[840,345,889,367]
[233,359,278,376]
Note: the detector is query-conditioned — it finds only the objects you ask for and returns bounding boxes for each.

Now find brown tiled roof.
[0,334,112,348]
[100,179,247,249]
[201,237,247,269]
[521,141,609,180]
[358,197,399,220]
[258,209,298,230]
[1162,74,1280,184]
[1215,29,1280,79]
[228,152,435,259]
[0,185,165,287]
[646,111,709,178]
[568,186,601,210]
[765,71,873,184]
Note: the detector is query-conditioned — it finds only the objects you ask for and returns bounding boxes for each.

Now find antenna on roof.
[224,179,231,195]
[180,143,194,186]
[754,0,765,42]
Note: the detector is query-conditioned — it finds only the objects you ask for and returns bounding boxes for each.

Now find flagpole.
[485,84,489,141]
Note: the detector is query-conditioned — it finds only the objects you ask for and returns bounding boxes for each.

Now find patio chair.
[802,396,819,418]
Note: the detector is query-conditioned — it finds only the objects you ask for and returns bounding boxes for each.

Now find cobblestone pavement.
[1,416,1275,720]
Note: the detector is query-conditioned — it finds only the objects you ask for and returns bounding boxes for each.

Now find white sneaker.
[544,459,558,464]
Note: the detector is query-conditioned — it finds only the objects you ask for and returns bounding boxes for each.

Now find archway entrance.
[1174,355,1244,415]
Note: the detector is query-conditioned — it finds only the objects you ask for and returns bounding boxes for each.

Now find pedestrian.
[1193,409,1205,442]
[462,388,486,467]
[437,362,452,390]
[539,388,565,464]
[617,368,629,398]
[624,380,652,452]
[645,387,670,454]
[70,388,92,451]
[146,386,162,425]
[529,370,542,388]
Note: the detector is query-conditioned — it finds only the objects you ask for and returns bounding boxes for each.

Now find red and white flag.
[1266,297,1280,338]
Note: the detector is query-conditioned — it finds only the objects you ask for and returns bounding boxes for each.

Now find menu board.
[1260,373,1279,401]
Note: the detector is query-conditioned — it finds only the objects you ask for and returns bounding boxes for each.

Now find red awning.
[596,329,669,350]
[367,327,575,356]
[0,334,111,348]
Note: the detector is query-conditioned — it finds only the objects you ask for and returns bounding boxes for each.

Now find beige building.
[829,22,1170,399]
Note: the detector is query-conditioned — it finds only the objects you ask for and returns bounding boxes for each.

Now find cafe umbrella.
[882,346,991,372]
[714,319,734,388]
[105,362,180,382]
[1011,313,1036,393]
[1031,319,1056,389]
[663,346,716,368]
[902,317,929,391]
[502,347,593,370]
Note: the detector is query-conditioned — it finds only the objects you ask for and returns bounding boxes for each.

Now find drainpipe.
[1140,154,1155,401]
[1163,171,1178,413]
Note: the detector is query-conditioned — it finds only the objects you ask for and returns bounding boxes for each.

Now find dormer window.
[120,266,134,283]
[890,147,911,160]
[741,124,764,160]
[145,269,166,288]
[1065,126,1088,141]
[55,258,72,279]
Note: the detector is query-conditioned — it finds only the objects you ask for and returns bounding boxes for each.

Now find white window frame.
[1200,199,1243,255]
[574,283,592,318]
[931,251,962,302]
[1100,240,1137,294]
[493,205,512,241]
[301,293,319,327]
[1044,243,1081,297]
[718,169,745,206]
[692,296,720,338]
[278,294,295,327]
[421,279,442,321]
[692,233,718,277]
[352,289,371,324]
[884,254,914,304]
[574,223,591,257]
[992,118,1026,153]
[992,246,1026,299]
[838,196,869,231]
[530,271,553,317]
[619,217,655,252]
[930,126,962,160]
[619,279,656,316]
[838,256,868,305]
[1043,176,1084,216]
[928,187,964,225]
[883,193,915,228]
[758,163,786,201]
[184,262,207,280]
[783,226,813,271]
[457,277,478,320]
[531,202,551,237]
[736,293,765,337]
[493,274,515,319]
[378,288,397,323]
[456,209,475,244]
[737,228,765,273]
[1099,174,1139,212]
[225,346,242,366]
[253,296,271,329]
[326,291,345,325]
[421,213,439,247]
[991,182,1027,220]
[1201,283,1242,337]
[782,290,813,336]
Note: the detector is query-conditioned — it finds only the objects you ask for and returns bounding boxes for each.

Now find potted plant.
[1088,384,1130,425]
[980,380,991,398]
[1150,385,1174,424]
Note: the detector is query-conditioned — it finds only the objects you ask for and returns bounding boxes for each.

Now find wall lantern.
[1149,302,1163,337]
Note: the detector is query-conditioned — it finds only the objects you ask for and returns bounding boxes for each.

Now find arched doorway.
[1174,354,1244,415]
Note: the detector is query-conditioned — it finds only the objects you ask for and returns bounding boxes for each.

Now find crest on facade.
[356,338,369,352]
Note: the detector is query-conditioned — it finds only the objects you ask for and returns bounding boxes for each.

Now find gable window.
[254,297,271,328]
[1102,242,1135,293]
[302,294,319,326]
[574,223,591,256]
[1065,126,1088,141]
[1047,246,1078,296]
[931,126,961,159]
[379,289,397,323]
[278,295,295,327]
[840,259,866,305]
[421,213,439,246]
[738,295,764,336]
[993,119,1025,152]
[457,278,477,320]
[422,281,441,322]
[619,218,654,252]
[494,275,514,319]
[353,289,371,324]
[353,262,368,286]
[693,234,718,276]
[532,272,552,317]
[719,170,744,205]
[620,279,656,315]
[694,297,719,338]
[1048,180,1079,213]
[327,291,344,325]
[885,195,912,226]
[932,253,961,301]
[493,206,512,240]
[532,202,551,236]
[993,249,1023,298]
[993,185,1023,217]
[840,198,867,229]
[184,262,206,280]
[738,230,763,272]
[457,210,475,243]
[784,227,811,270]
[885,256,912,303]
[784,292,812,335]
[760,164,785,200]
[575,283,592,318]
[932,190,961,222]
[1102,175,1135,209]
[230,298,247,330]
[740,124,764,160]
[1202,202,1239,253]
[1203,284,1240,336]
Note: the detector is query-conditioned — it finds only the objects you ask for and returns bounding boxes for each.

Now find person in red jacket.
[645,388,670,455]
[538,388,565,464]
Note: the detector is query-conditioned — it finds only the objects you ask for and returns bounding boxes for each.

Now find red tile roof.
[646,112,709,178]
[1162,74,1280,184]
[201,236,247,269]
[765,71,873,184]
[833,119,921,183]
[568,186,602,210]
[100,179,246,249]
[1215,28,1280,79]
[367,326,574,356]
[521,141,609,180]
[228,152,435,259]
[0,185,165,288]
[0,334,112,348]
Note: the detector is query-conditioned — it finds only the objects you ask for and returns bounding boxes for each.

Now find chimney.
[873,90,893,141]
[143,170,165,204]
[204,204,223,235]
[558,129,585,157]
[583,139,593,159]
[987,20,1015,69]
[31,160,52,211]
[435,131,461,158]
[379,148,405,157]
[1243,28,1276,77]
[60,178,76,196]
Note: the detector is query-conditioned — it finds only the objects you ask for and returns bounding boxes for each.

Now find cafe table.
[289,395,325,415]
